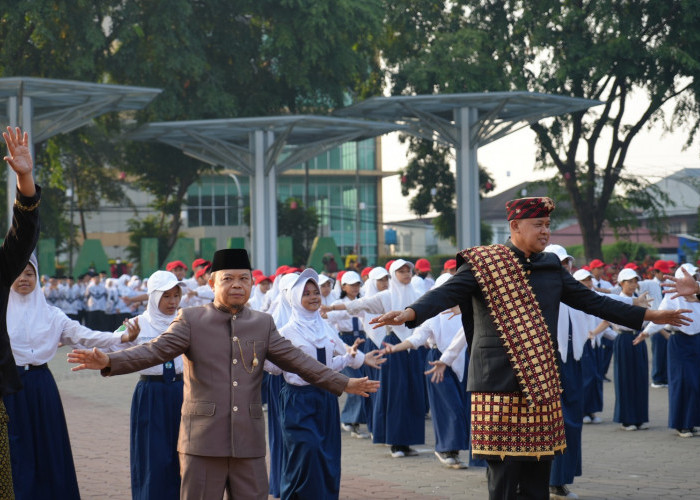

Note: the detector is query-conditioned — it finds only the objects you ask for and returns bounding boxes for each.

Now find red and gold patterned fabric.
[471,392,566,460]
[461,244,565,459]
[505,197,555,221]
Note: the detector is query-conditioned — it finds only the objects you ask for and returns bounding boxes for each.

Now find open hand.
[349,338,365,357]
[370,308,415,329]
[345,376,380,397]
[441,305,461,319]
[633,291,651,308]
[68,347,110,371]
[123,317,140,342]
[3,127,32,176]
[662,268,700,299]
[645,308,692,327]
[363,350,386,369]
[632,331,648,346]
[424,360,447,383]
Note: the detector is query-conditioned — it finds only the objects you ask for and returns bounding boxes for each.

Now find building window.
[187,176,248,227]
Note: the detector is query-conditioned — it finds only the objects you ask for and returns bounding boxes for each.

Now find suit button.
[233,406,238,412]
[233,381,238,387]
[232,359,238,365]
[232,336,238,342]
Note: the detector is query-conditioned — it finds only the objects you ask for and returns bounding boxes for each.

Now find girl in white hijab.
[265,269,381,500]
[5,254,138,500]
[321,259,426,458]
[107,270,187,500]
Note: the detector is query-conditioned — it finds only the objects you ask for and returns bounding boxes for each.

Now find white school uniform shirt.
[8,274,123,366]
[181,284,215,308]
[404,311,468,381]
[325,296,364,333]
[643,295,700,336]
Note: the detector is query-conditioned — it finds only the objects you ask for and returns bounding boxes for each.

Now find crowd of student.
[6,248,699,500]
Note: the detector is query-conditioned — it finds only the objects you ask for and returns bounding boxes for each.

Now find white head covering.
[432,272,452,289]
[361,267,390,345]
[142,270,186,332]
[318,274,332,286]
[573,269,592,281]
[285,269,337,348]
[617,268,639,283]
[544,244,574,264]
[388,259,422,341]
[7,255,59,345]
[341,271,362,285]
[362,267,389,297]
[675,263,698,279]
[270,273,299,327]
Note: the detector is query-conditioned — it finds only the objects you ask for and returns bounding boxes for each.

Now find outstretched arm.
[3,126,35,197]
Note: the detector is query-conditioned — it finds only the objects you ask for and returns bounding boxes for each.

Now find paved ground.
[49,346,699,499]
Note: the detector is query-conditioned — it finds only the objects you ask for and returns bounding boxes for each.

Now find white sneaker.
[591,415,602,424]
[390,446,405,458]
[677,429,694,438]
[582,415,592,424]
[621,424,637,431]
[434,451,457,466]
[693,427,700,436]
[637,423,650,430]
[651,382,668,388]
[341,423,354,432]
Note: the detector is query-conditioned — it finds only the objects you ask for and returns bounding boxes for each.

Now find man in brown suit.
[69,249,379,500]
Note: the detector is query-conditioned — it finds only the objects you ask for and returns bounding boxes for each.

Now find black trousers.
[486,459,552,500]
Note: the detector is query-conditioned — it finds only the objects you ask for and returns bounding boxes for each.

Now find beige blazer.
[104,303,348,458]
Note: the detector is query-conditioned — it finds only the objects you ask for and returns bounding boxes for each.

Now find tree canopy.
[382,0,700,259]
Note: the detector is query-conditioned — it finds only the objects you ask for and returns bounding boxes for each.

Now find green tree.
[382,0,700,259]
[107,0,385,257]
[399,138,495,245]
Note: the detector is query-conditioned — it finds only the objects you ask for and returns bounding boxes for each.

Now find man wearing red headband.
[372,197,691,500]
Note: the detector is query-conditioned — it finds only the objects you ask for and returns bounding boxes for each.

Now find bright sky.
[380,94,700,223]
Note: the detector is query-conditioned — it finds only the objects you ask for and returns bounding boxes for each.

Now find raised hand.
[67,347,110,371]
[3,127,32,176]
[633,291,651,308]
[123,317,140,342]
[345,376,380,397]
[349,338,365,357]
[424,360,447,384]
[662,268,700,299]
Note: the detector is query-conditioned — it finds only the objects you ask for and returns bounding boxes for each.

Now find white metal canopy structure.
[334,91,602,249]
[0,77,162,226]
[132,115,404,272]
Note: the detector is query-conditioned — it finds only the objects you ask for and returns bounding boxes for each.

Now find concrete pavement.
[49,346,698,499]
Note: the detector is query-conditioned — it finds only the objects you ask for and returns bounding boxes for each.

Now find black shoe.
[603,376,611,382]
[549,485,578,498]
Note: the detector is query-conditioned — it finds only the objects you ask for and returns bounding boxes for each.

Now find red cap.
[287,267,300,274]
[192,258,208,269]
[582,265,591,271]
[361,266,372,277]
[252,269,264,277]
[666,260,678,268]
[336,270,346,283]
[254,274,272,286]
[275,265,290,276]
[588,259,605,269]
[194,266,211,279]
[623,263,638,270]
[415,258,431,272]
[384,259,395,271]
[653,260,671,274]
[443,259,457,270]
[166,260,188,271]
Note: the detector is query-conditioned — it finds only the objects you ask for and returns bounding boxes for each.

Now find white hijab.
[270,273,298,328]
[388,259,422,341]
[141,270,186,333]
[363,267,389,347]
[7,254,61,343]
[285,269,337,348]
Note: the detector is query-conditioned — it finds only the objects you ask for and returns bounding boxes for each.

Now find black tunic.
[406,240,646,393]
[0,187,42,397]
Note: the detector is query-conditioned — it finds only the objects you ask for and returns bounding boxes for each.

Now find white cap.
[368,267,389,281]
[544,244,574,263]
[318,274,332,286]
[573,269,592,281]
[617,268,639,283]
[341,271,362,285]
[147,270,186,294]
[675,263,698,279]
[433,273,452,288]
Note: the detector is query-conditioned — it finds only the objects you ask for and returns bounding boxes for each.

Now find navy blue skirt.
[372,333,425,446]
[580,340,603,414]
[363,338,381,433]
[267,374,285,498]
[613,334,649,425]
[339,332,367,425]
[279,383,341,500]
[3,365,80,500]
[130,376,183,500]
[667,333,700,430]
[651,332,669,385]
[550,343,583,486]
[425,349,469,452]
